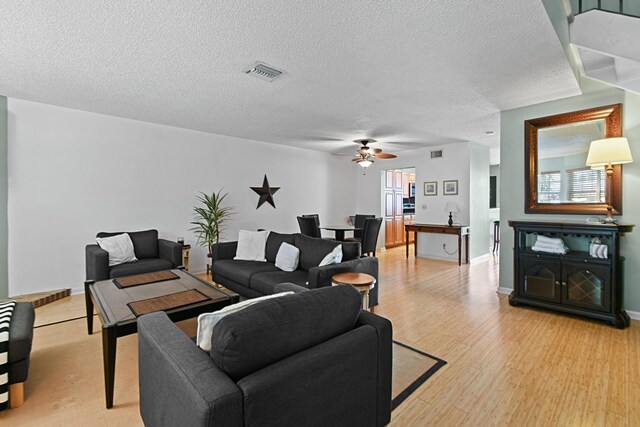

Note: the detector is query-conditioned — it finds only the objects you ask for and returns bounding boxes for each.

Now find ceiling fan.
[351,139,397,168]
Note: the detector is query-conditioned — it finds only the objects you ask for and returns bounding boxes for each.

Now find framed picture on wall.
[443,180,458,195]
[424,181,437,196]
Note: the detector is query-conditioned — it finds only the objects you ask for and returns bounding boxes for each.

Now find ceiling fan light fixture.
[357,159,373,168]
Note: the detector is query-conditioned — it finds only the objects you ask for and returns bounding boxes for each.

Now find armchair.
[138,285,392,427]
[85,229,182,281]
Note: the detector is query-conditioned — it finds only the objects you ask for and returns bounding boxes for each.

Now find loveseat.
[211,232,379,307]
[85,229,182,281]
[138,284,392,426]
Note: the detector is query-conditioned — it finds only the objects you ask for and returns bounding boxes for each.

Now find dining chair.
[361,217,383,257]
[345,214,375,243]
[301,214,320,228]
[353,214,375,241]
[297,216,321,238]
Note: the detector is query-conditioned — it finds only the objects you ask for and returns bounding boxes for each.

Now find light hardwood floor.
[1,245,638,426]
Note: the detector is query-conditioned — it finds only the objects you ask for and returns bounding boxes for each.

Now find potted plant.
[190,190,234,271]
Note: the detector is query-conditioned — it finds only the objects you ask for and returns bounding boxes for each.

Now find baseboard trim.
[470,253,492,264]
[497,287,512,295]
[627,310,640,320]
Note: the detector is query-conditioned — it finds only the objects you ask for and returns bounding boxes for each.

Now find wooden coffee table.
[84,268,238,408]
[331,272,376,311]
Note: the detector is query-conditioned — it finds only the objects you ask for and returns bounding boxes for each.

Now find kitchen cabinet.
[385,169,409,247]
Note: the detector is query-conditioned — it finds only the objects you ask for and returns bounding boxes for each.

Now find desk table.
[405,223,470,265]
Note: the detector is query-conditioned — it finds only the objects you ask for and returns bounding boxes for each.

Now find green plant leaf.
[191,189,235,249]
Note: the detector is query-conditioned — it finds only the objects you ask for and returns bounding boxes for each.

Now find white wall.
[355,142,476,261]
[7,99,357,295]
[0,97,7,299]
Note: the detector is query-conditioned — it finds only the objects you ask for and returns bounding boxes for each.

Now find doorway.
[382,167,415,248]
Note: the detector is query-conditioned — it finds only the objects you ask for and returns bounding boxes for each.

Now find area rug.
[392,340,447,410]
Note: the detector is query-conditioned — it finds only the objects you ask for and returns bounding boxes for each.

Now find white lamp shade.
[586,137,633,168]
[444,202,458,213]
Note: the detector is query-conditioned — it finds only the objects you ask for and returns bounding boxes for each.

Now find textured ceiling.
[0,1,579,155]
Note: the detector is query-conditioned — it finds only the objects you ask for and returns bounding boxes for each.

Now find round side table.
[331,272,376,311]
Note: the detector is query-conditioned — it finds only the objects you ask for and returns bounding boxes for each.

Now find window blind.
[538,171,561,203]
[567,167,605,203]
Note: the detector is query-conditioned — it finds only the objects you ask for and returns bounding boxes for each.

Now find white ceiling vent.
[243,61,284,82]
[430,150,443,159]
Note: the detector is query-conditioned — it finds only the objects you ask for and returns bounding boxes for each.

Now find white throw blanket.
[0,300,15,411]
[531,235,569,254]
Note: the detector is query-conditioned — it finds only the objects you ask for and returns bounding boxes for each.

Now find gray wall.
[0,97,7,299]
[499,80,640,313]
[469,143,490,259]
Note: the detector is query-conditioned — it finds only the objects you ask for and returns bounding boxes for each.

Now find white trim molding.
[627,310,640,321]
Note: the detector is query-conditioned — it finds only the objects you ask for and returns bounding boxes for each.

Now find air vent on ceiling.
[430,150,443,159]
[244,61,284,82]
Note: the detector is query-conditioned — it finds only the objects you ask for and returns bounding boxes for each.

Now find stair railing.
[576,0,638,18]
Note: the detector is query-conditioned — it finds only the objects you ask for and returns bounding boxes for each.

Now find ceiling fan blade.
[372,148,383,154]
[375,153,397,159]
[351,157,361,162]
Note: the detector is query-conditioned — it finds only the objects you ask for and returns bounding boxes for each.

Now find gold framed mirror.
[525,104,622,215]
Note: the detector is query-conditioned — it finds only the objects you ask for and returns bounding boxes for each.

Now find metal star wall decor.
[250,175,280,209]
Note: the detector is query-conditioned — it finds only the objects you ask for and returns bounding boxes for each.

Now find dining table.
[320,225,362,241]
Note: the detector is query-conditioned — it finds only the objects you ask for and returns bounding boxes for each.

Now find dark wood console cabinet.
[509,220,633,328]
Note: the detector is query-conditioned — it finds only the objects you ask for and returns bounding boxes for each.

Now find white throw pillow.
[234,230,269,262]
[275,242,300,272]
[196,292,293,352]
[96,233,138,267]
[319,244,343,267]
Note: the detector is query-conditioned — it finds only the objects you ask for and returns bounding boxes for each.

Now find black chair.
[361,217,383,257]
[301,214,320,228]
[353,214,375,241]
[85,229,182,281]
[297,216,321,238]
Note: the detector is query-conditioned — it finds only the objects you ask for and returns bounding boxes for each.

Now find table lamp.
[444,202,458,226]
[586,137,633,223]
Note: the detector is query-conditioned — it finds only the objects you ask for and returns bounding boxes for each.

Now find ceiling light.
[357,159,373,168]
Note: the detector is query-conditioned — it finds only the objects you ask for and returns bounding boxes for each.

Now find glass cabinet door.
[518,256,562,303]
[562,262,611,312]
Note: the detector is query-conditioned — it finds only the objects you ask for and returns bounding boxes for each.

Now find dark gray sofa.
[211,232,380,307]
[85,229,183,281]
[138,284,392,427]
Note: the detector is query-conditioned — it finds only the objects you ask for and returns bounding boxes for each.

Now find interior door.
[385,218,394,247]
[394,171,403,190]
[385,170,394,189]
[394,216,405,245]
[394,192,404,244]
[385,192,394,217]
